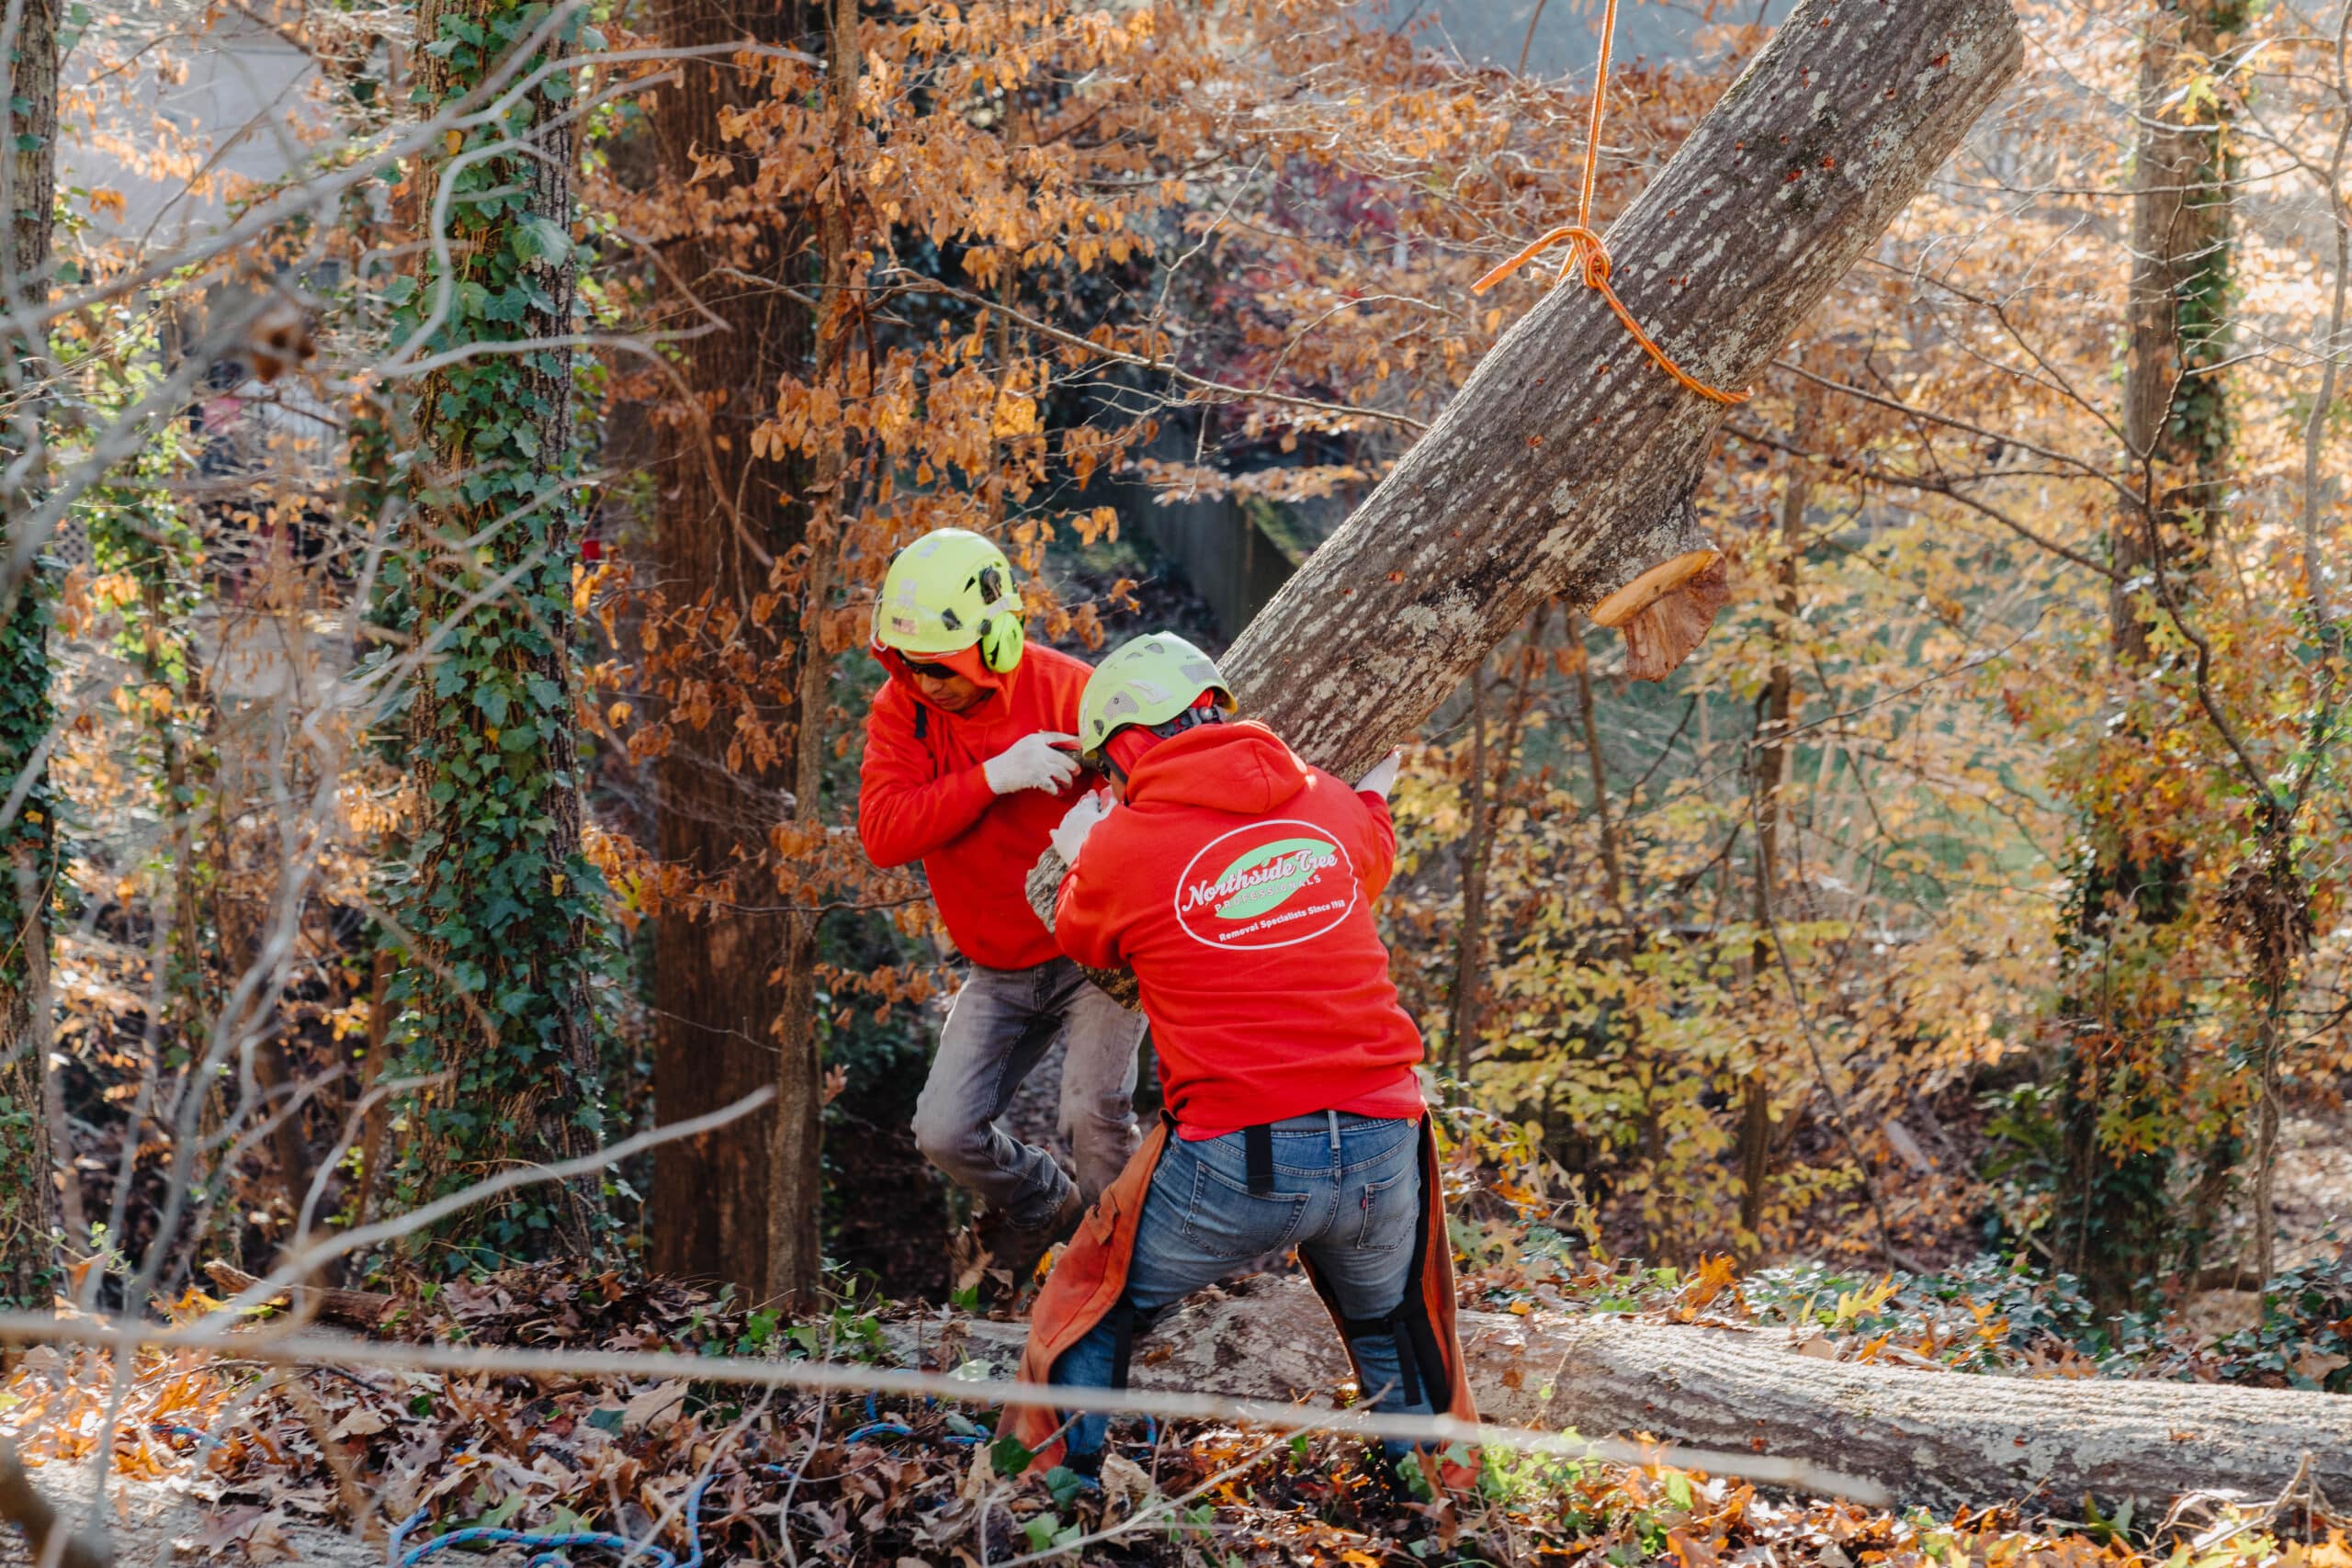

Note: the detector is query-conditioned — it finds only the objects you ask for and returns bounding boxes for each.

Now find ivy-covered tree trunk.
[0,0,60,1306]
[2113,0,2240,665]
[390,0,610,1259]
[645,0,813,1295]
[2054,0,2243,1309]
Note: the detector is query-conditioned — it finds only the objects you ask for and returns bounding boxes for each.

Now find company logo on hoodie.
[1174,819,1357,949]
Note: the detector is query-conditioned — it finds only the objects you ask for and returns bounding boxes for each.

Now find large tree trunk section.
[645,0,812,1296]
[1031,0,2022,932]
[910,1277,2352,1515]
[1223,0,2020,783]
[0,0,60,1308]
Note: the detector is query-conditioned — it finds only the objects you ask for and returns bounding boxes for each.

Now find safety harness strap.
[1340,1310,1430,1406]
[1106,1302,1137,1392]
[1243,1123,1274,1197]
[1403,1313,1449,1408]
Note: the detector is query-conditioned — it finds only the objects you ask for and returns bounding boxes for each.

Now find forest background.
[0,0,2347,1555]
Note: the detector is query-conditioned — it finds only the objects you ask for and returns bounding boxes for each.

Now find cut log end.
[1593,552,1730,682]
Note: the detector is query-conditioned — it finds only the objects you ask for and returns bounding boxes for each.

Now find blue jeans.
[1048,1111,1430,1460]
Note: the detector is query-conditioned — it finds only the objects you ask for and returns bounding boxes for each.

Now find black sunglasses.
[901,658,959,679]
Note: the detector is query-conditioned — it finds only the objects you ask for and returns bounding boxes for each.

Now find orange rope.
[1471,0,1748,407]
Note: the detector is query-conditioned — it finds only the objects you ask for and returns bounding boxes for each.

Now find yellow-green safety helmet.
[872,528,1026,672]
[1078,632,1236,762]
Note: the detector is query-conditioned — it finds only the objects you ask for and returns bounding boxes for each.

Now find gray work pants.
[911,956,1144,1228]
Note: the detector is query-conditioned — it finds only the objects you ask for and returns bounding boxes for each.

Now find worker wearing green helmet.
[1003,630,1477,1489]
[857,528,1144,1289]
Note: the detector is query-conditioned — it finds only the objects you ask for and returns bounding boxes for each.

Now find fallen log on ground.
[0,1439,109,1568]
[893,1277,2352,1515]
[204,1261,396,1333]
[1031,0,2024,936]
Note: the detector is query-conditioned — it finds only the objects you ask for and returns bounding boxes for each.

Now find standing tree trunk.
[1571,618,1633,940]
[762,0,859,1310]
[2113,0,2240,665]
[1447,615,1550,1076]
[1030,0,2024,934]
[1447,663,1490,1078]
[1568,611,1665,1233]
[2057,0,2244,1307]
[1740,455,1806,1241]
[646,0,812,1294]
[390,0,609,1258]
[0,0,60,1305]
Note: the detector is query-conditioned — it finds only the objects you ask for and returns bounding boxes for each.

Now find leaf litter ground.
[5,1261,2351,1567]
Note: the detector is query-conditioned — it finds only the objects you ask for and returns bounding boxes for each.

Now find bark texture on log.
[1226,0,2019,783]
[905,1277,2352,1515]
[0,1439,108,1568]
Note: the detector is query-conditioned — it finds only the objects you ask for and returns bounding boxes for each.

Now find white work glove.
[1354,750,1402,800]
[1051,789,1112,866]
[983,731,1080,796]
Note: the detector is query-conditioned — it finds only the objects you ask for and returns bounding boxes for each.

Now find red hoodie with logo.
[1052,720,1426,1135]
[859,641,1091,970]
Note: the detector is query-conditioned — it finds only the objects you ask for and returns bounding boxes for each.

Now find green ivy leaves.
[377,0,616,1267]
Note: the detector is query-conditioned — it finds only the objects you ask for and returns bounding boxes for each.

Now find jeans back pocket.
[1352,1167,1417,1252]
[1182,1156,1311,1262]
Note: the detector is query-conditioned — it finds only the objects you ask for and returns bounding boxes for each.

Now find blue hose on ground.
[151,1424,221,1450]
[843,1393,983,1446]
[389,1474,716,1568]
[841,1422,916,1444]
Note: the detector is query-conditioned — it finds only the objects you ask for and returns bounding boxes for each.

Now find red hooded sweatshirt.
[1052,719,1426,1136]
[858,640,1091,970]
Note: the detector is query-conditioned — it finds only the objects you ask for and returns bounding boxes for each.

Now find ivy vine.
[369,0,617,1265]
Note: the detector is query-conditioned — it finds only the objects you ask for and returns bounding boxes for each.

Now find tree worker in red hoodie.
[859,528,1144,1281]
[1005,631,1476,1484]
